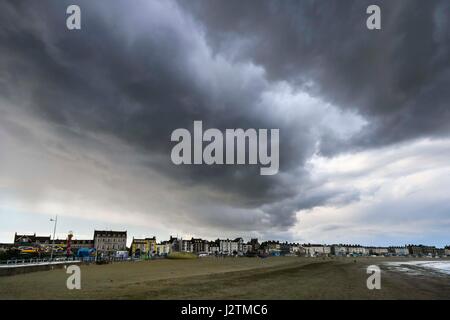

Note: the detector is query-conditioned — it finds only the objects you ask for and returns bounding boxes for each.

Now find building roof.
[94,230,127,238]
[132,238,147,243]
[132,237,155,243]
[14,233,51,243]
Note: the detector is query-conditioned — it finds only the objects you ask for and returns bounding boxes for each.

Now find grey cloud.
[1,0,448,239]
[0,0,328,232]
[181,0,450,154]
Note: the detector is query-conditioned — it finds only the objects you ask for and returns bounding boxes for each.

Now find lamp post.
[50,215,58,261]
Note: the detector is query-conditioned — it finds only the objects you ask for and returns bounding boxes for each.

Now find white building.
[369,247,389,255]
[218,239,240,255]
[331,245,347,256]
[347,246,368,256]
[180,239,193,252]
[209,244,220,255]
[445,247,450,256]
[156,243,171,256]
[303,244,331,256]
[389,246,409,256]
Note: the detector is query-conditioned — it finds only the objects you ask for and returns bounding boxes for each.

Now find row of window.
[96,238,125,242]
[97,244,126,250]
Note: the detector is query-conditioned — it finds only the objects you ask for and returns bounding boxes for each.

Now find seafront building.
[388,246,409,256]
[445,246,450,256]
[191,238,209,254]
[303,244,331,257]
[14,233,51,247]
[2,231,449,259]
[131,237,157,258]
[217,239,240,255]
[331,244,348,256]
[93,230,127,256]
[156,242,172,256]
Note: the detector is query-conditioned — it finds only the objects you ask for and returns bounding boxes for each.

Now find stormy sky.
[1,0,449,246]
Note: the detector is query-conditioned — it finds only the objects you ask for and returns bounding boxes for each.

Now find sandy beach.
[0,256,449,299]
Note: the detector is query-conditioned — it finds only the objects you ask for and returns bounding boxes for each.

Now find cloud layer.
[0,0,449,244]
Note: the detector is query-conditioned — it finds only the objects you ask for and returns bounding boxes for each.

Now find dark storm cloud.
[181,0,450,154]
[0,0,281,200]
[1,0,448,236]
[0,0,321,230]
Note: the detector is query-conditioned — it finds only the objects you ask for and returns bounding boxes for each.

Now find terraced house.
[303,244,331,257]
[388,246,409,256]
[217,238,241,255]
[191,238,209,254]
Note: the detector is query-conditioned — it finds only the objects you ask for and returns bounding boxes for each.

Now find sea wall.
[0,261,81,277]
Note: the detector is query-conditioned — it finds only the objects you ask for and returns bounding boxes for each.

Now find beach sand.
[0,256,449,299]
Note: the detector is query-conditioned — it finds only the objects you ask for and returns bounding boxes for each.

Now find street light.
[49,215,58,261]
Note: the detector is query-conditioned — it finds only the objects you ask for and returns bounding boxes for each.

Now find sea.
[384,260,450,276]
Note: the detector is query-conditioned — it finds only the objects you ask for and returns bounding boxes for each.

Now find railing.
[0,256,81,266]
